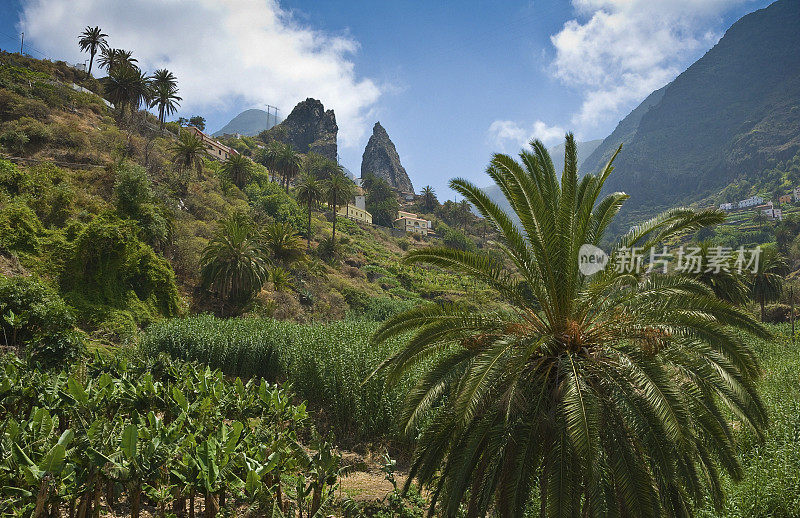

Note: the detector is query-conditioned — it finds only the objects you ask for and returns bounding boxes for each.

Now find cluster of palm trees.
[260,141,301,192]
[372,135,774,517]
[79,26,181,129]
[199,212,305,315]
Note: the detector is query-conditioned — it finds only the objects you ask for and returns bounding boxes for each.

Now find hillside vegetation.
[0,51,498,349]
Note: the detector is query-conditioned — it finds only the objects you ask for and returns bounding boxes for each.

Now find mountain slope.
[213,108,281,136]
[551,138,603,174]
[586,0,800,225]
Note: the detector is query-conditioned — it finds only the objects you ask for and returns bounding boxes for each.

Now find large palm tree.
[105,64,151,115]
[750,246,787,321]
[371,135,769,517]
[77,26,107,77]
[200,213,270,314]
[170,130,207,177]
[420,185,437,212]
[324,171,355,243]
[260,140,283,183]
[98,48,138,72]
[221,153,252,189]
[295,171,324,249]
[149,69,181,130]
[277,143,301,193]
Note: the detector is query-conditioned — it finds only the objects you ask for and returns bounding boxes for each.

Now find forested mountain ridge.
[583,0,800,229]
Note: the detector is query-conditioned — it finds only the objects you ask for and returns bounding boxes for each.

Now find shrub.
[348,296,415,321]
[441,227,476,252]
[0,200,44,254]
[0,159,29,195]
[2,117,52,150]
[114,163,171,248]
[316,235,343,264]
[0,128,28,154]
[60,214,181,336]
[245,180,300,222]
[0,274,83,366]
[51,121,90,149]
[762,303,797,323]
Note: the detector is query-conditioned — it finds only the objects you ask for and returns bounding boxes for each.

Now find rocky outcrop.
[360,122,413,193]
[261,98,337,161]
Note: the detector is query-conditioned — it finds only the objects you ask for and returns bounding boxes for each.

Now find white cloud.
[550,0,748,128]
[488,119,565,150]
[18,0,381,147]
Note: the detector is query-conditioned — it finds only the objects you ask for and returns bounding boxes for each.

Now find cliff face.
[360,122,414,193]
[262,98,338,161]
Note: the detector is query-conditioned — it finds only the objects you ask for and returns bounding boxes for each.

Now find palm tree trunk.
[189,490,195,518]
[332,200,337,242]
[307,206,313,250]
[88,50,94,77]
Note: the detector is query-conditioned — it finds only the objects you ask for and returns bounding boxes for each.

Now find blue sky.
[0,0,773,199]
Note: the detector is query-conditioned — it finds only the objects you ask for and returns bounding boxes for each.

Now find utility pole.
[266,104,279,128]
[19,32,23,54]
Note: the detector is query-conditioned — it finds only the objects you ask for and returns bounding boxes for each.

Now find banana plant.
[4,407,74,517]
[114,411,183,518]
[293,434,347,518]
[189,420,244,518]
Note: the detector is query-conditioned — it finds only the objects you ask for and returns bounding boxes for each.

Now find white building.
[793,186,800,201]
[762,207,783,221]
[719,202,734,211]
[738,195,764,209]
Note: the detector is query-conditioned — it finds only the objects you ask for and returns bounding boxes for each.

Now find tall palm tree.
[277,143,301,193]
[221,153,252,189]
[105,64,151,115]
[200,213,270,314]
[302,152,327,179]
[77,26,107,77]
[370,135,769,517]
[98,48,138,72]
[295,172,324,249]
[149,69,181,130]
[260,140,283,183]
[420,185,437,212]
[750,246,787,321]
[458,198,472,228]
[324,171,355,243]
[170,130,208,177]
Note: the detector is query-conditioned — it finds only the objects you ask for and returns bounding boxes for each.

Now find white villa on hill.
[738,195,764,208]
